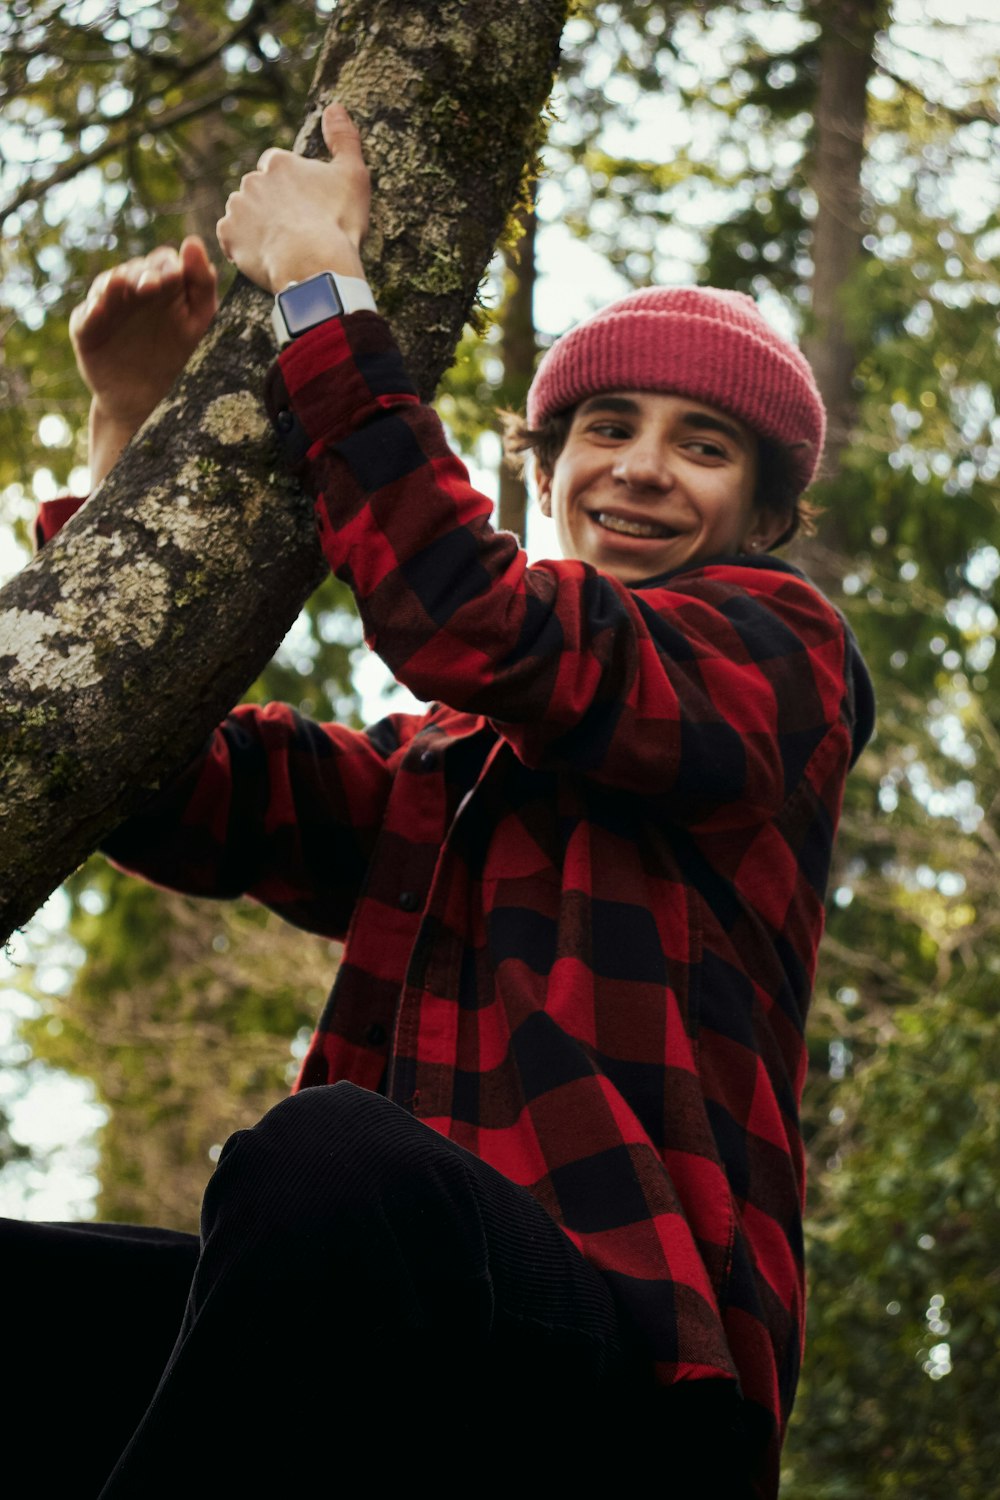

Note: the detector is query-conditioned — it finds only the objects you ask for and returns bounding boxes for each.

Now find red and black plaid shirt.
[40,313,872,1496]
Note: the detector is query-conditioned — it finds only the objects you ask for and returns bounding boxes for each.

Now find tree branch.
[0,86,273,228]
[0,0,569,943]
[874,61,1000,127]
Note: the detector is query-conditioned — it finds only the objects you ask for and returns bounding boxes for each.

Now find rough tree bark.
[801,0,880,495]
[0,0,568,944]
[790,0,880,593]
[496,201,539,538]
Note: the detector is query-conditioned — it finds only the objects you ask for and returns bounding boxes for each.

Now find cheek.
[708,481,756,536]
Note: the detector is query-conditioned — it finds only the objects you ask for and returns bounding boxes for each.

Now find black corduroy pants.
[6,1082,753,1496]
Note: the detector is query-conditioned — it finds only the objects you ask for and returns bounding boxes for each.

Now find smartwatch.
[271,271,377,347]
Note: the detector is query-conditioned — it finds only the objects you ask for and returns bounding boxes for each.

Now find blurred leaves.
[0,0,329,492]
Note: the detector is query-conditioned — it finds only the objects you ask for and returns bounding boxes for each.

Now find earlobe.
[745,512,786,554]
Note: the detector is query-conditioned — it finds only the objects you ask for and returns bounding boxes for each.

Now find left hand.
[70,234,219,486]
[216,103,370,295]
[71,235,219,429]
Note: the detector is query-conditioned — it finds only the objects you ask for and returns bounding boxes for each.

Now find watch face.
[279,274,345,335]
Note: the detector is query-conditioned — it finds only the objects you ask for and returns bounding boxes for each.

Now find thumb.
[180,235,218,317]
[180,235,216,288]
[321,101,364,163]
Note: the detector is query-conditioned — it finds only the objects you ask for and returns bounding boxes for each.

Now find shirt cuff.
[263,313,417,471]
[35,495,87,551]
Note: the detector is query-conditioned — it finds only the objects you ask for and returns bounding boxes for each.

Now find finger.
[180,235,217,290]
[146,246,183,278]
[70,268,133,344]
[216,212,234,262]
[180,234,219,318]
[68,299,88,339]
[321,101,364,163]
[82,265,132,312]
[137,247,182,290]
[256,147,291,173]
[88,268,113,301]
[109,259,149,290]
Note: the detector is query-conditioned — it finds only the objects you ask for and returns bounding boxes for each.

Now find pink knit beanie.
[526,286,826,494]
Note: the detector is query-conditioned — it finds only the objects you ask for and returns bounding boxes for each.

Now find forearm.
[101,704,400,939]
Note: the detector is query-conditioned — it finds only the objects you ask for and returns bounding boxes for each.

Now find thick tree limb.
[0,0,568,943]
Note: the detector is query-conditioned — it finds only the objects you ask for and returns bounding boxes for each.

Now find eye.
[588,420,632,440]
[684,438,729,460]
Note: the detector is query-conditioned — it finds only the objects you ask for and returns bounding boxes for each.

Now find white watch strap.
[333,273,377,314]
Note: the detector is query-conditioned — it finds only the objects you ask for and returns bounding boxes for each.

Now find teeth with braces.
[595,512,674,539]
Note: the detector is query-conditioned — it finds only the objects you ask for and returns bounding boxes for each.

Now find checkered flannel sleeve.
[35,496,86,547]
[267,314,856,823]
[98,704,425,938]
[35,490,424,936]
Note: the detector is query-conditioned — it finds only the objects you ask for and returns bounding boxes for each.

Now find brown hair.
[500,407,820,550]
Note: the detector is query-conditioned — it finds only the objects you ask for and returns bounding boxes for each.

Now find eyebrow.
[577,396,641,417]
[575,396,750,449]
[677,411,750,450]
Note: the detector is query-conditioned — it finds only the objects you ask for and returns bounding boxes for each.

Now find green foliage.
[22,858,337,1228]
[0,0,331,494]
[784,995,1000,1498]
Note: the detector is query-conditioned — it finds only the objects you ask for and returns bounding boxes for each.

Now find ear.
[743,509,787,554]
[534,457,553,518]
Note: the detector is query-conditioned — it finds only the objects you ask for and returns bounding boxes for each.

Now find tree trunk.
[790,0,880,591]
[497,201,539,538]
[802,0,880,494]
[0,0,568,944]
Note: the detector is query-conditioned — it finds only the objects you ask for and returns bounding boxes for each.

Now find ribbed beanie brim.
[526,286,826,494]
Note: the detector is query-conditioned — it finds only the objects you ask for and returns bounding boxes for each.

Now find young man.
[27,106,873,1496]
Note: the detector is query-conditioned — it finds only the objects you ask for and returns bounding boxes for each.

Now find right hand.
[70,235,219,433]
[216,103,370,295]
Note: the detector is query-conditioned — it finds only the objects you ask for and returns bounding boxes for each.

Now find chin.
[598,544,695,583]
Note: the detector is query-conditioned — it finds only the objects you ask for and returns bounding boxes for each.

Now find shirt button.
[275,410,295,434]
[365,1022,387,1046]
[418,749,437,769]
[398,890,420,912]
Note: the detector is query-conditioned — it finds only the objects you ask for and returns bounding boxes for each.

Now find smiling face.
[535,391,785,584]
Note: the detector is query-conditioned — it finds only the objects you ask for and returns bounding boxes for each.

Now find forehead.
[574,390,753,446]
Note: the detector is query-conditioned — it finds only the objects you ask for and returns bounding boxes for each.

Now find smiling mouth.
[593,512,678,540]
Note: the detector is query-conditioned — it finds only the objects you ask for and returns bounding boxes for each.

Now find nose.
[611,435,672,491]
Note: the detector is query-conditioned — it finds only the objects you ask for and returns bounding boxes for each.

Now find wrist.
[271,270,376,348]
[90,397,151,439]
[89,399,143,487]
[268,247,366,297]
